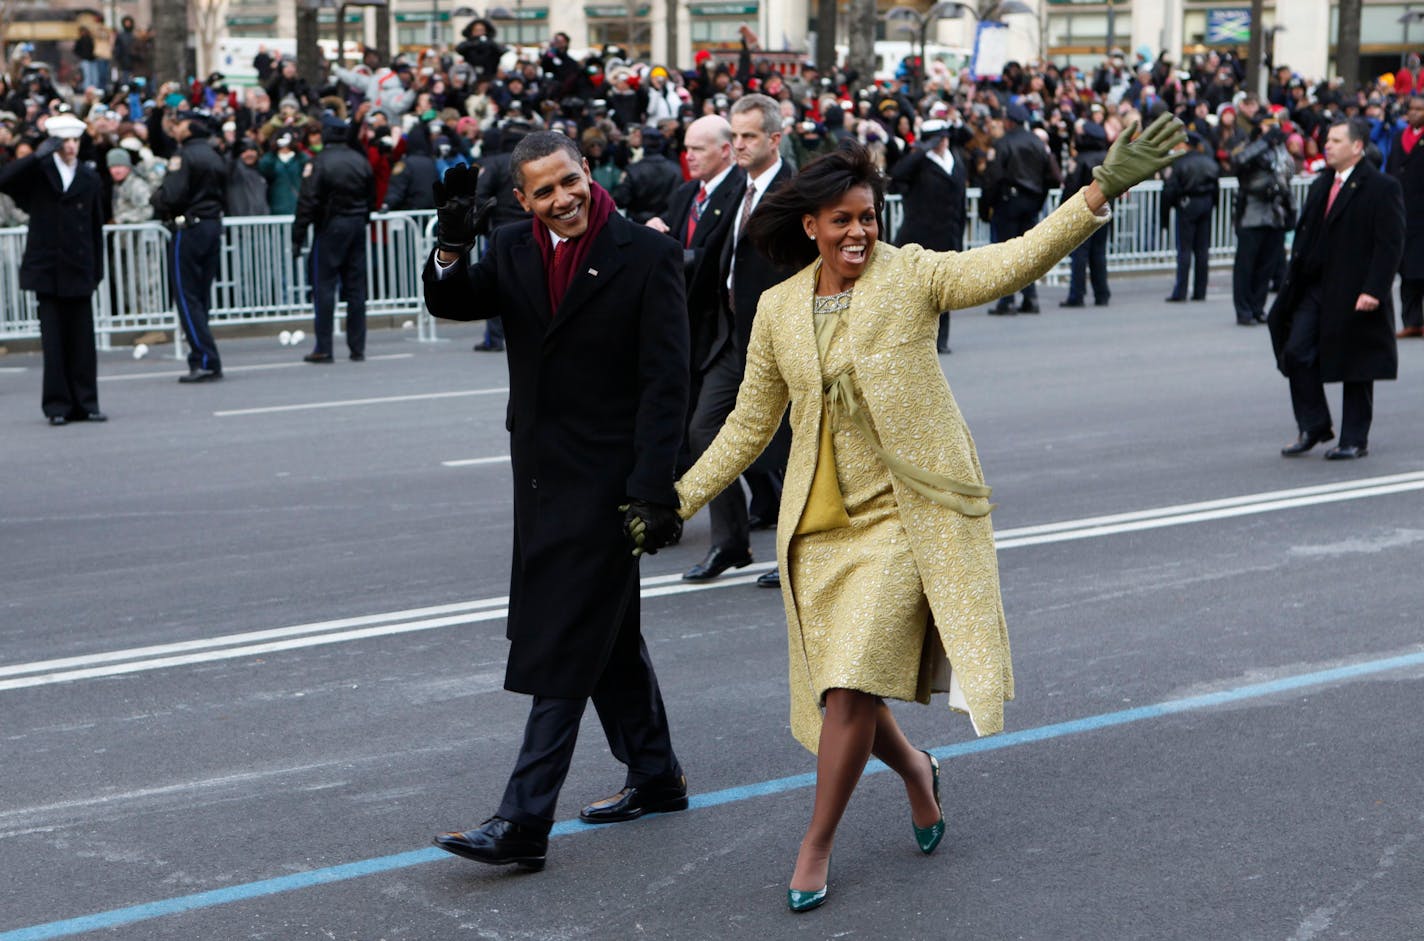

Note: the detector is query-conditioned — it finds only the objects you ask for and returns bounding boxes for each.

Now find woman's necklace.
[812,283,853,315]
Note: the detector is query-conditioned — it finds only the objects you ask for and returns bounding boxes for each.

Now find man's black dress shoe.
[756,570,780,589]
[579,774,688,823]
[1019,300,1041,314]
[1281,428,1334,456]
[748,514,776,530]
[682,546,753,581]
[1058,299,1084,308]
[473,340,505,352]
[1094,298,1110,307]
[350,352,365,362]
[433,817,547,870]
[987,304,1016,316]
[1324,445,1368,460]
[936,344,952,354]
[178,369,222,383]
[1254,314,1268,324]
[1165,295,1186,303]
[80,411,108,422]
[47,415,68,426]
[303,352,334,364]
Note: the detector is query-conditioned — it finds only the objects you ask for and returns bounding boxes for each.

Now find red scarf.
[533,181,616,315]
[1404,125,1424,156]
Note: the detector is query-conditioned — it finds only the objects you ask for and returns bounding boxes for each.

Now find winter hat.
[105,147,132,167]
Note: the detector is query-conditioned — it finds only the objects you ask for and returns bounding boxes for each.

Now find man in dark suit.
[889,117,967,352]
[1269,117,1405,460]
[681,93,795,588]
[985,102,1060,315]
[0,114,107,425]
[1386,95,1424,339]
[646,115,745,467]
[422,132,691,870]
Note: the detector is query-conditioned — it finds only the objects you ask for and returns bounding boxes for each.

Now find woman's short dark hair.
[745,141,886,270]
[510,130,583,189]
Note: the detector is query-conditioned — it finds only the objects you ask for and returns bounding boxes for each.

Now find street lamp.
[884,0,1032,97]
[335,0,387,68]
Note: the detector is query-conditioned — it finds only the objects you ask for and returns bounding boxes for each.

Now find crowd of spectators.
[3,22,1424,234]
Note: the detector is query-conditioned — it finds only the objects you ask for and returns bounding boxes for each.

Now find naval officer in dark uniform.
[151,107,227,383]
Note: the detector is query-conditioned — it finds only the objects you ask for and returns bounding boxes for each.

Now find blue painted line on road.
[4,648,1422,941]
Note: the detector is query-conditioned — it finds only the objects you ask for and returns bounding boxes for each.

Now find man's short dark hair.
[1331,116,1369,145]
[510,130,583,189]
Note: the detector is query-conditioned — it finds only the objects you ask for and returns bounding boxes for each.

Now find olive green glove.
[619,500,683,558]
[1091,113,1188,200]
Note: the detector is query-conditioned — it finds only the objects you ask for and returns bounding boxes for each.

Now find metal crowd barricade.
[1,179,1324,348]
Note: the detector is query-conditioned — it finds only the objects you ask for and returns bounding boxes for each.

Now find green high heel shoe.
[787,852,831,912]
[913,749,945,855]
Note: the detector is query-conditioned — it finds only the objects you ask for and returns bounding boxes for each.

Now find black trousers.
[936,312,950,351]
[496,589,681,833]
[993,193,1045,306]
[311,214,368,357]
[1232,225,1283,323]
[37,294,100,419]
[171,218,223,372]
[1284,284,1374,448]
[1400,276,1424,329]
[1172,199,1213,300]
[1067,225,1110,304]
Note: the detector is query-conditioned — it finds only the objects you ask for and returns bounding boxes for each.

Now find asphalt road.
[2,275,1423,941]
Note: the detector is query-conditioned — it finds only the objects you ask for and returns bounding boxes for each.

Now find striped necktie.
[685,184,707,247]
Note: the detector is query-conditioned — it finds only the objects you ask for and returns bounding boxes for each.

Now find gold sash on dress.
[795,302,994,536]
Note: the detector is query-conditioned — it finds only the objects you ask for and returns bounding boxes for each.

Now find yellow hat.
[650,66,669,79]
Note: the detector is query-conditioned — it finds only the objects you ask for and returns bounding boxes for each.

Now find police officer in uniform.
[985,103,1061,314]
[1162,131,1220,302]
[151,108,227,382]
[293,115,376,363]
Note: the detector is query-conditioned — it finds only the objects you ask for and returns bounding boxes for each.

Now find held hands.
[432,163,496,254]
[620,500,683,558]
[1092,113,1188,200]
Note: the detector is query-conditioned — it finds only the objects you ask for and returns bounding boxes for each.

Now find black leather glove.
[619,500,683,558]
[433,163,496,253]
[34,136,63,160]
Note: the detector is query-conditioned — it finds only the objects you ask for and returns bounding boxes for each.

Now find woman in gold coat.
[672,119,1183,912]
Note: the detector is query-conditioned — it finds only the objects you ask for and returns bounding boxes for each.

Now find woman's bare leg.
[789,688,878,891]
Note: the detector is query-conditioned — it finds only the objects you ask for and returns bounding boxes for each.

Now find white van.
[836,41,971,83]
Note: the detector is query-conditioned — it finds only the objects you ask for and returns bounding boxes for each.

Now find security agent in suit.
[986,102,1061,314]
[151,108,227,382]
[1386,95,1424,338]
[1269,118,1405,460]
[646,115,745,468]
[889,117,967,352]
[293,115,376,363]
[0,114,107,424]
[422,133,691,870]
[1161,131,1220,302]
[682,93,796,587]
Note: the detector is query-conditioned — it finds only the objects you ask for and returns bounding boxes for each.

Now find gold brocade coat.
[676,191,1109,749]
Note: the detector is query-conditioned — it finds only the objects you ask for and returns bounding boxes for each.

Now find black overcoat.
[0,153,105,297]
[660,167,746,371]
[888,145,967,252]
[1268,159,1405,383]
[1385,129,1424,279]
[422,211,690,697]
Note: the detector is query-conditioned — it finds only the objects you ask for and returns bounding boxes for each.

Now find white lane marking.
[5,470,1424,691]
[0,367,28,374]
[102,354,414,382]
[214,386,509,417]
[442,455,510,467]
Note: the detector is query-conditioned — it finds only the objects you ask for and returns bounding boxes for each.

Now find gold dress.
[791,285,974,718]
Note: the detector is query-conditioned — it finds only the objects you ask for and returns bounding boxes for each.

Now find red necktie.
[548,239,569,314]
[685,184,707,247]
[1326,175,1343,216]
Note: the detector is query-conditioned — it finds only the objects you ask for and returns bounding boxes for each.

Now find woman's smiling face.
[803,184,879,288]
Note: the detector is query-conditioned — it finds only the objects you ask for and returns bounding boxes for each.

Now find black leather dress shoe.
[178,369,222,383]
[1281,428,1334,456]
[756,570,781,589]
[303,352,334,364]
[433,817,547,870]
[1324,445,1368,460]
[748,514,776,530]
[48,415,68,426]
[987,304,1017,316]
[80,411,108,422]
[1019,300,1041,314]
[579,774,688,824]
[1165,295,1186,303]
[1058,299,1084,308]
[936,344,952,354]
[350,352,365,362]
[682,546,753,581]
[473,340,505,352]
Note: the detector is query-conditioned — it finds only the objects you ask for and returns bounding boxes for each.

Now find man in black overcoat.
[1269,118,1405,460]
[681,94,795,588]
[422,132,691,870]
[0,114,107,425]
[1386,95,1424,339]
[647,115,745,468]
[985,102,1061,314]
[889,117,967,352]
